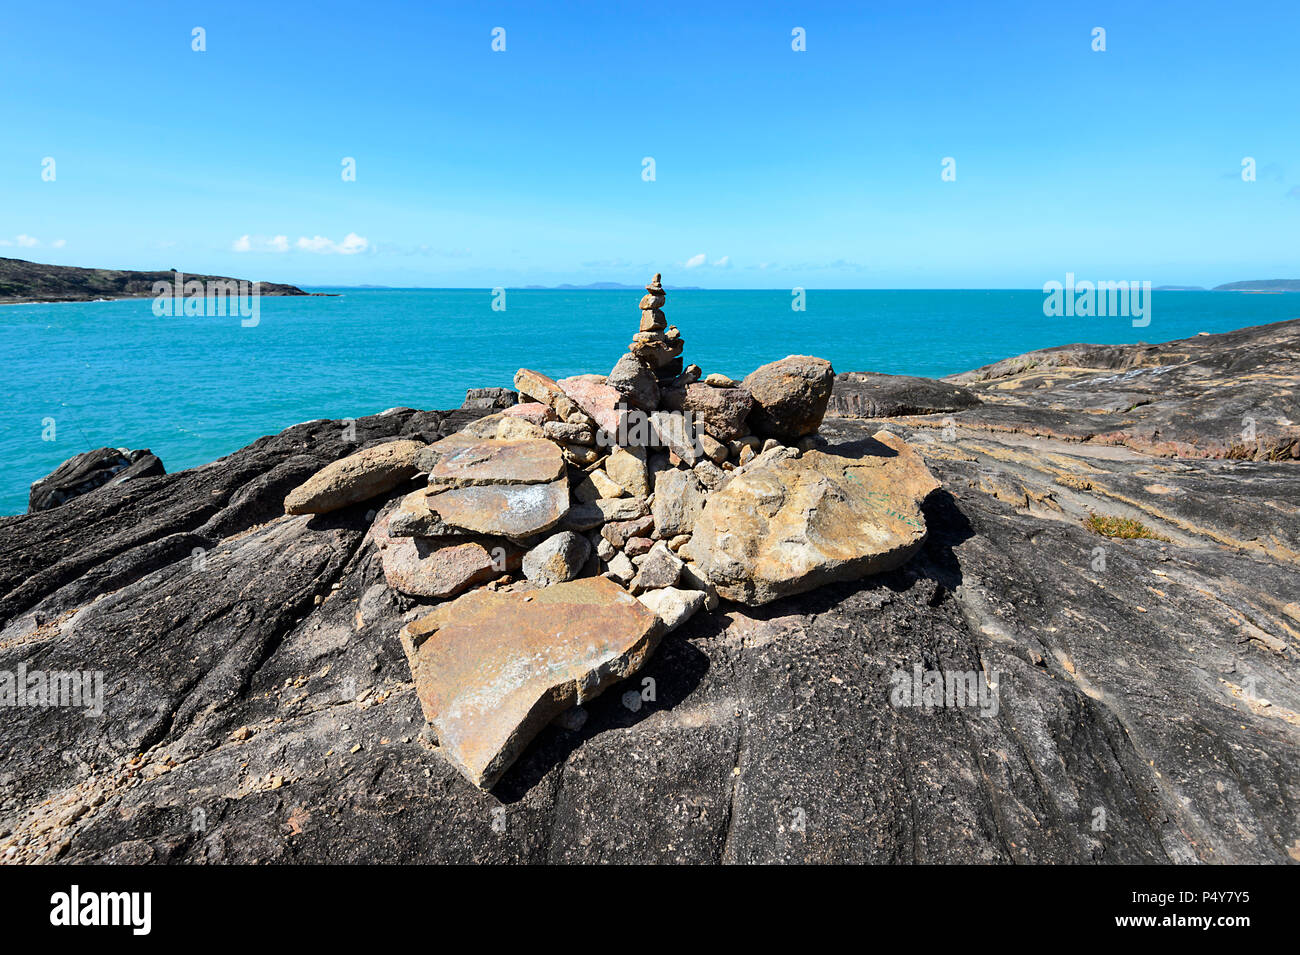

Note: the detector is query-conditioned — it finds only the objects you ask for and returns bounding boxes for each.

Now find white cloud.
[0,234,61,248]
[684,252,731,269]
[233,233,366,255]
[296,235,333,253]
[232,234,306,253]
[297,232,368,255]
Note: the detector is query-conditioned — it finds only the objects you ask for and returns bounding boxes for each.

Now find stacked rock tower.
[630,273,683,383]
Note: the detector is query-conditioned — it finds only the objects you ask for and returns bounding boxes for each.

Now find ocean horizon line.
[302,284,1300,293]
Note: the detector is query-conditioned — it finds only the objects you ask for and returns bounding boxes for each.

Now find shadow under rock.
[492,633,711,804]
[913,488,974,590]
[819,434,900,459]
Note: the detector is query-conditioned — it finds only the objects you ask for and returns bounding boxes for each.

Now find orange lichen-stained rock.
[398,577,663,789]
[688,431,940,605]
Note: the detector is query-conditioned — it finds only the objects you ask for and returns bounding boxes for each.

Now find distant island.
[0,257,310,304]
[1212,280,1300,292]
[519,282,705,291]
[1134,282,1300,292]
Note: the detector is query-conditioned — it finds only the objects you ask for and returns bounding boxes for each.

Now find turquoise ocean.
[2,288,1297,515]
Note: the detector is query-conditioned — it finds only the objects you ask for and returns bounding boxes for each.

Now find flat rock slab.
[371,509,518,598]
[944,321,1300,461]
[399,577,663,789]
[502,401,553,424]
[513,368,578,419]
[425,437,563,488]
[458,413,547,441]
[424,476,570,539]
[690,432,940,604]
[284,439,424,514]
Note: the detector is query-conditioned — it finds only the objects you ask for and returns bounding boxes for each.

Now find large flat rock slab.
[689,432,940,604]
[424,437,564,488]
[399,577,663,789]
[392,476,571,540]
[424,477,570,539]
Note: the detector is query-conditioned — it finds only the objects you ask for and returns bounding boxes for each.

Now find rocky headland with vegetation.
[0,257,308,304]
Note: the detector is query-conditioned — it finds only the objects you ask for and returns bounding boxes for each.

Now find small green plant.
[1083,513,1169,541]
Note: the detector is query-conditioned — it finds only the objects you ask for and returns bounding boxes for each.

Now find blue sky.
[2,0,1297,289]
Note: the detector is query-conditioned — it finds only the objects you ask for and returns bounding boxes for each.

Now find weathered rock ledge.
[0,320,1296,864]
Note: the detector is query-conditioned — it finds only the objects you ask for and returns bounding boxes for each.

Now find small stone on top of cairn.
[639,273,666,330]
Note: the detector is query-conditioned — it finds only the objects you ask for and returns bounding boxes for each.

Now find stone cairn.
[281,273,939,790]
[631,272,682,383]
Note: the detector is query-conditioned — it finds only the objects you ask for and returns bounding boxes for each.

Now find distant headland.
[0,257,310,304]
